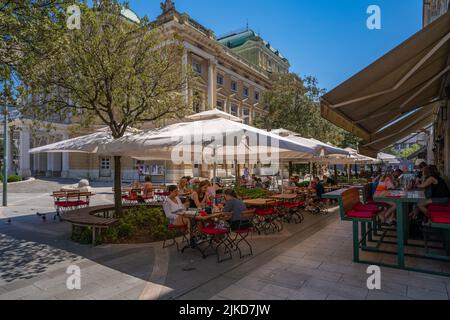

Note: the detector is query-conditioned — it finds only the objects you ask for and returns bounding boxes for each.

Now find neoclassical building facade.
[10,1,289,182]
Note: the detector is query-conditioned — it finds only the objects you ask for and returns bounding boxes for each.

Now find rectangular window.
[243,87,249,97]
[230,104,238,116]
[216,100,224,111]
[254,91,260,101]
[231,81,237,92]
[217,74,224,86]
[192,61,202,74]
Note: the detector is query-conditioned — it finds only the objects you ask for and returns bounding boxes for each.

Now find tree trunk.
[114,155,123,216]
[288,161,293,177]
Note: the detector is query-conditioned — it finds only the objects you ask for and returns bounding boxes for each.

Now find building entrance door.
[99,157,111,177]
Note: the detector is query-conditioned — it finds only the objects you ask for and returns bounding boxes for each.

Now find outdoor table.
[243,198,276,207]
[373,190,426,268]
[269,194,298,201]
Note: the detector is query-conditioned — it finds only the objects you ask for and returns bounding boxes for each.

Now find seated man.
[222,189,251,231]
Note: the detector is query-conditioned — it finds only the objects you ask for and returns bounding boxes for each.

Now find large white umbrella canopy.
[378,152,401,165]
[271,129,350,164]
[104,118,319,164]
[344,148,380,165]
[272,129,349,158]
[29,127,141,155]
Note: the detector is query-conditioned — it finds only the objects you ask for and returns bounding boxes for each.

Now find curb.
[0,177,36,185]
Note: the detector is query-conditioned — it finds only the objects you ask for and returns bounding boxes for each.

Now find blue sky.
[126,0,422,91]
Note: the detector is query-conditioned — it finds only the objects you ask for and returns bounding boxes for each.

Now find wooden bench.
[63,204,163,245]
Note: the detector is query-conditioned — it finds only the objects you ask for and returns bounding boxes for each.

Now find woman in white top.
[163,185,189,228]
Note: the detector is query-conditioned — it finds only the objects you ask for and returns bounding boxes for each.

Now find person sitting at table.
[142,176,153,199]
[376,172,397,226]
[415,165,450,218]
[178,177,191,195]
[223,189,251,231]
[325,174,336,186]
[392,169,404,188]
[189,180,211,209]
[263,176,272,189]
[163,185,190,228]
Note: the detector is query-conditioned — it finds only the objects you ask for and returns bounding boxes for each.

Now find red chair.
[230,210,256,259]
[428,204,450,212]
[198,225,232,263]
[254,206,280,235]
[280,201,305,224]
[423,211,450,254]
[163,223,189,252]
[353,202,380,213]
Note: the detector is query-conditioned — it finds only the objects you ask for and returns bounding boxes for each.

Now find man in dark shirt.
[314,177,325,199]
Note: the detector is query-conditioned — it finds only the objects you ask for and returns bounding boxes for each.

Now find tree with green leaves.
[18,0,189,214]
[0,0,68,74]
[255,73,359,149]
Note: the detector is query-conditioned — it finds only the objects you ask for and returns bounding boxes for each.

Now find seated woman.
[163,185,189,228]
[222,189,251,231]
[375,172,397,226]
[189,180,211,210]
[178,177,191,195]
[416,165,450,217]
[142,176,153,199]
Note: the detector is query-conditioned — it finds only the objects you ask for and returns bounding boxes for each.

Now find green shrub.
[234,187,270,199]
[296,181,310,188]
[71,206,170,245]
[71,226,93,245]
[0,175,23,183]
[117,222,137,239]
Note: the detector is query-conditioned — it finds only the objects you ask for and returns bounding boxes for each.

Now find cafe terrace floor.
[0,178,449,300]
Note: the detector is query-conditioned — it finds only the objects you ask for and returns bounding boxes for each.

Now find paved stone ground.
[0,178,449,300]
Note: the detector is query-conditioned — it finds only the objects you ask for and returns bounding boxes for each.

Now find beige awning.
[321,11,450,156]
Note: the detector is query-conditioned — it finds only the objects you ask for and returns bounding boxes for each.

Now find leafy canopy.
[254,73,360,149]
[18,0,189,138]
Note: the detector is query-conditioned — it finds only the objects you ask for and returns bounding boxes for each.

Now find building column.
[61,133,70,178]
[208,59,216,109]
[46,153,54,177]
[19,125,31,178]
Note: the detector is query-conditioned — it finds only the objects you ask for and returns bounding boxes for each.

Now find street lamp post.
[2,79,8,207]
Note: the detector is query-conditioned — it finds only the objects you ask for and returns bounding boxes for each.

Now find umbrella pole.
[164,160,167,186]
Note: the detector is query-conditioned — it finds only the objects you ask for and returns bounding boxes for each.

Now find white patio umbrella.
[104,118,319,163]
[378,152,401,165]
[272,129,349,158]
[29,127,141,155]
[345,148,380,165]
